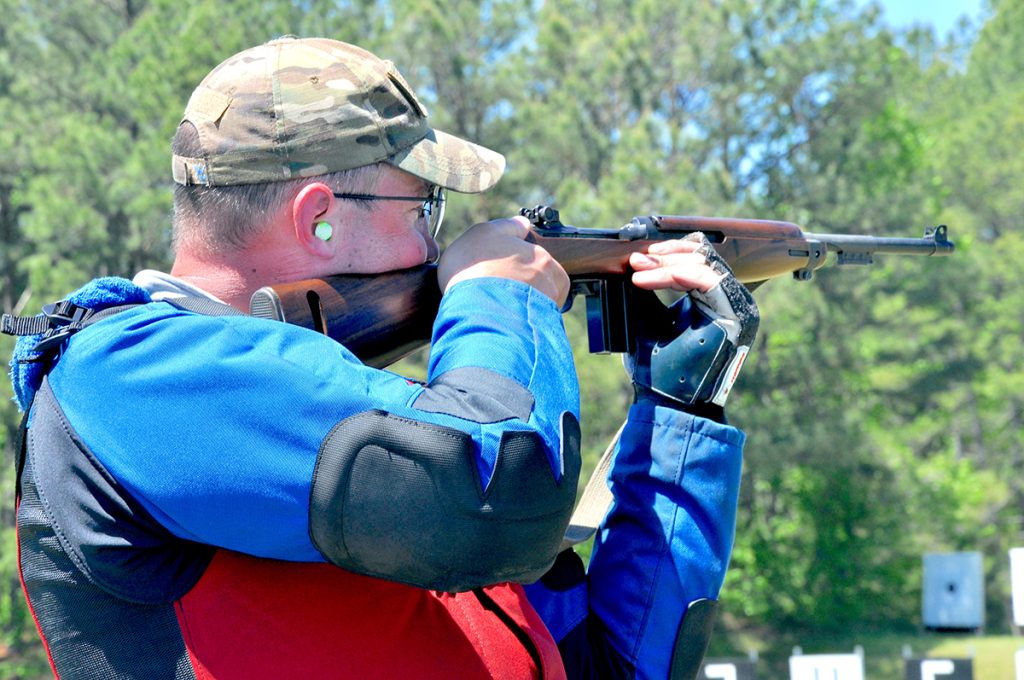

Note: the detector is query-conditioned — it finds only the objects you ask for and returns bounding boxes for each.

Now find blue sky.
[871,0,985,36]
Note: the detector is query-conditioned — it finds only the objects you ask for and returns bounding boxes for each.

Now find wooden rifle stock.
[249,207,954,366]
[249,266,440,368]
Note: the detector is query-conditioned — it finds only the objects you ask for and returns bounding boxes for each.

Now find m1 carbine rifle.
[249,206,954,366]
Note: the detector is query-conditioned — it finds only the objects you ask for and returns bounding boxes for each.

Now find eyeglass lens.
[426,188,447,237]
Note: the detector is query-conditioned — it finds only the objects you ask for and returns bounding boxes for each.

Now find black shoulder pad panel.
[669,599,719,680]
[309,410,581,592]
[26,380,214,604]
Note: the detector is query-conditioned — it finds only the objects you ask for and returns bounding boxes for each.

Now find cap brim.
[388,128,505,194]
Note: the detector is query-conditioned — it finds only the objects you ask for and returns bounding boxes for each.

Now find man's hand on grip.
[626,233,760,411]
[438,216,570,307]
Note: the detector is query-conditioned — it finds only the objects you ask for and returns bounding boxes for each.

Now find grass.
[4,621,1022,679]
[708,627,1023,679]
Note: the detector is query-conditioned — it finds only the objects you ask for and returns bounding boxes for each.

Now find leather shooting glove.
[626,233,760,413]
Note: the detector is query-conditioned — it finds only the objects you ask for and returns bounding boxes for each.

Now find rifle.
[249,206,954,367]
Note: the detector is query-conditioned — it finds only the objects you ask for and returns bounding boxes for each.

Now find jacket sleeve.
[524,401,744,679]
[46,277,581,584]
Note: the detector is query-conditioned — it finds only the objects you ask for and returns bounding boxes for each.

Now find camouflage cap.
[172,36,505,193]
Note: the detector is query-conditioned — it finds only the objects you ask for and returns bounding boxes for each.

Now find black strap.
[14,410,29,503]
[2,296,242,353]
[8,295,243,496]
[1,313,50,336]
[163,296,245,317]
[6,301,148,498]
[2,302,145,356]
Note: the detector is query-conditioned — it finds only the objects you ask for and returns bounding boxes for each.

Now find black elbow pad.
[309,410,581,592]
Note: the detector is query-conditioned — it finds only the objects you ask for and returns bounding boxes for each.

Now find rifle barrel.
[805,225,955,256]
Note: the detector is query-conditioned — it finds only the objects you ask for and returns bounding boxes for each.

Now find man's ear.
[292,183,336,258]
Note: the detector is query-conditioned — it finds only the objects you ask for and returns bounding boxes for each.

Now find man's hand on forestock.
[437,216,570,307]
[626,233,760,417]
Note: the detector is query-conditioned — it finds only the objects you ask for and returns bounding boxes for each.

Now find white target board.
[922,552,984,630]
[1010,548,1024,626]
[789,653,864,680]
[700,658,758,680]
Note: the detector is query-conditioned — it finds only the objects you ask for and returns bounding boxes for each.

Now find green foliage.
[0,0,1019,656]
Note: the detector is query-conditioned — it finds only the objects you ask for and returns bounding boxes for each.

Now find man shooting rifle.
[5,37,755,679]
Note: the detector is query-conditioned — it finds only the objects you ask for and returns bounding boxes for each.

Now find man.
[5,37,754,678]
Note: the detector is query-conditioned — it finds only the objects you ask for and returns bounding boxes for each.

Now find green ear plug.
[315,221,333,241]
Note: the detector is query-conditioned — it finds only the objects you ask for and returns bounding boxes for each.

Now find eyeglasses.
[332,186,447,237]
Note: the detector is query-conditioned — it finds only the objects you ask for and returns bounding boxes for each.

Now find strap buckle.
[31,301,97,354]
[42,300,95,325]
